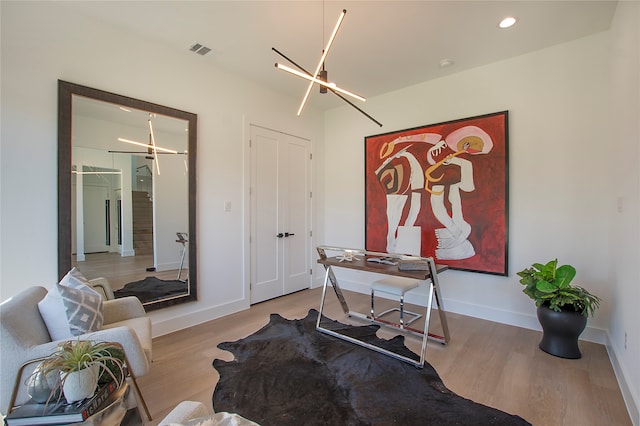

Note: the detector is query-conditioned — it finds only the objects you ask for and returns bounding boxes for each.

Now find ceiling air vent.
[189,43,211,56]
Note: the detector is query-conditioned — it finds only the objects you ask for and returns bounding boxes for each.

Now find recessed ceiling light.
[439,59,455,68]
[499,16,518,29]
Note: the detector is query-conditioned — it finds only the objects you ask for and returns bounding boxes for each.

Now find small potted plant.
[516,259,601,359]
[35,340,125,404]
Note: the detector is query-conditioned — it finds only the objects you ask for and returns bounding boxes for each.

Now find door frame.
[243,120,314,305]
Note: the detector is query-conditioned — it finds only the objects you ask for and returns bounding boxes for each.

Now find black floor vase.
[536,305,587,359]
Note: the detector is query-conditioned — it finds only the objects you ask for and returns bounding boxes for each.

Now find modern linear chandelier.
[117,114,178,175]
[273,9,382,127]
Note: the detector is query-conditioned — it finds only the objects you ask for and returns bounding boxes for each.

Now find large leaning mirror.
[58,80,197,311]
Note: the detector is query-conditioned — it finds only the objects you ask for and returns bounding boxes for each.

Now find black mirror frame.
[57,80,197,310]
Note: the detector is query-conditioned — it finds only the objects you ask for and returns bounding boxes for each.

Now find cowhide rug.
[212,309,530,426]
[113,276,187,304]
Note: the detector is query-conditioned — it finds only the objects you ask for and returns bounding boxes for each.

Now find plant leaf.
[536,280,557,293]
[555,264,576,288]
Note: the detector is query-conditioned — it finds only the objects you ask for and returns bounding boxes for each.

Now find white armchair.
[88,276,115,300]
[0,286,152,418]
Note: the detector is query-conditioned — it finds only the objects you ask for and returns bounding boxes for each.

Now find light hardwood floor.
[74,252,186,291]
[138,288,631,425]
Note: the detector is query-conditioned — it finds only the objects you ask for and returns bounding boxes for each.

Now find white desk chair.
[373,226,423,329]
[370,276,422,329]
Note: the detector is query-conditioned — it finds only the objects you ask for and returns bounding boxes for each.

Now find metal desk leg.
[418,281,435,367]
[316,268,331,329]
[317,247,350,315]
[428,258,450,344]
[316,265,429,368]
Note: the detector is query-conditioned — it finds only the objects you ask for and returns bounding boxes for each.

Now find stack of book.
[4,380,121,426]
[397,259,430,271]
[366,256,398,266]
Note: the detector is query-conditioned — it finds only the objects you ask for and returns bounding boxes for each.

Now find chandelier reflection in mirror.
[116,113,187,176]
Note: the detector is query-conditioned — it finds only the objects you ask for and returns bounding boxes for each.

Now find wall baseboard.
[313,277,607,343]
[606,331,640,426]
[151,298,249,337]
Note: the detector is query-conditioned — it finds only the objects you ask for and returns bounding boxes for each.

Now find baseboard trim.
[606,331,640,426]
[150,298,249,337]
[316,277,607,343]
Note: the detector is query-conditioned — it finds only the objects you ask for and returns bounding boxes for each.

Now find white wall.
[321,6,638,422]
[323,31,611,337]
[0,2,324,334]
[607,2,640,424]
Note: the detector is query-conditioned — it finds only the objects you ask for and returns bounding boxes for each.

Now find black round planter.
[536,305,587,359]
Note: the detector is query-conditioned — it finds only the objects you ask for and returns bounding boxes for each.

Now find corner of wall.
[606,330,640,426]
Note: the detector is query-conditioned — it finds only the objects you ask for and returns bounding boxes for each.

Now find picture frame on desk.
[364,111,509,276]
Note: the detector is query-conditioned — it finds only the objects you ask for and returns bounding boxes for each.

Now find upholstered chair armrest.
[3,342,67,414]
[77,327,151,377]
[19,342,61,361]
[159,401,212,425]
[103,296,146,324]
[89,277,115,300]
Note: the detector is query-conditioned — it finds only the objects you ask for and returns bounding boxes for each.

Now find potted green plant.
[34,340,125,404]
[516,259,601,359]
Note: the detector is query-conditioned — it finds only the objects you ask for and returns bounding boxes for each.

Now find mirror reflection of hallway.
[72,165,122,261]
[59,81,198,310]
[71,163,185,293]
[68,90,191,307]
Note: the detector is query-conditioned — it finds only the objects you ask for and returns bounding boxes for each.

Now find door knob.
[285,232,295,237]
[276,233,284,238]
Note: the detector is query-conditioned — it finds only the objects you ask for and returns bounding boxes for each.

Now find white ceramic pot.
[62,364,99,403]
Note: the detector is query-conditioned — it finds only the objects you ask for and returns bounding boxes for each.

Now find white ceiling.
[65,1,617,112]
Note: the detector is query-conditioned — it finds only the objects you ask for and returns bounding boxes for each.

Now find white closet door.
[250,125,311,304]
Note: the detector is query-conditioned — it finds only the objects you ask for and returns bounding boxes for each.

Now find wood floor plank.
[138,287,631,425]
[74,252,186,291]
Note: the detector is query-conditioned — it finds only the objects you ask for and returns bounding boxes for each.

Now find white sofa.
[0,286,152,416]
